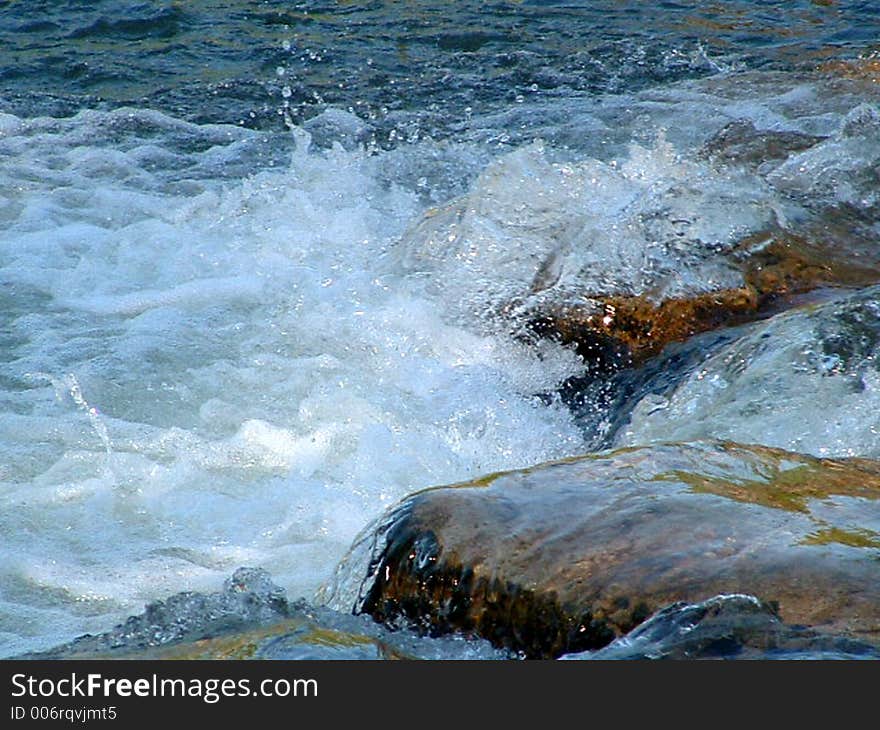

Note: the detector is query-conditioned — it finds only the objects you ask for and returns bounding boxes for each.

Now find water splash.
[23,372,112,457]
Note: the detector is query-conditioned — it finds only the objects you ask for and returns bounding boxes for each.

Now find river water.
[2,1,879,657]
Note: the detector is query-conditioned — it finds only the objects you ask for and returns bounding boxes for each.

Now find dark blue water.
[3,1,878,136]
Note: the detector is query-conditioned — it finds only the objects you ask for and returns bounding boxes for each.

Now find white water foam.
[0,108,586,655]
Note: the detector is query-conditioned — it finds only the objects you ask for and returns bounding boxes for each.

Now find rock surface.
[393,101,880,370]
[562,594,880,660]
[699,119,827,169]
[17,567,506,661]
[618,284,880,458]
[820,59,880,86]
[327,441,880,658]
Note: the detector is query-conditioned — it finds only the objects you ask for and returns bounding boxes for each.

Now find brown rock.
[738,226,880,298]
[528,287,759,365]
[527,225,880,366]
[820,58,880,85]
[699,119,827,168]
[330,441,880,658]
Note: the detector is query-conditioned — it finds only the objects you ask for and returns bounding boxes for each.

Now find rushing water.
[2,1,880,657]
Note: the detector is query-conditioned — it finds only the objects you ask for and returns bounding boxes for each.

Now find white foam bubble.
[0,108,585,655]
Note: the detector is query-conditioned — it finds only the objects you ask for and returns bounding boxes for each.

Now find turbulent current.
[2,1,880,658]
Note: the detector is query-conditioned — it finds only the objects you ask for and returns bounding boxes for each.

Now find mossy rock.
[328,441,880,658]
[527,226,880,368]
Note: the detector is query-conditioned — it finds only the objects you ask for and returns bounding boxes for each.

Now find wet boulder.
[393,110,880,370]
[326,441,880,658]
[530,225,880,368]
[618,284,880,459]
[562,594,880,661]
[699,119,826,170]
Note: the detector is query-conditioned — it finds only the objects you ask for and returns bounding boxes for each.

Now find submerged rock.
[618,284,880,458]
[562,594,880,660]
[326,441,880,658]
[526,287,759,367]
[820,58,880,86]
[528,223,880,370]
[17,567,289,659]
[18,567,506,661]
[393,102,880,371]
[699,119,827,169]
